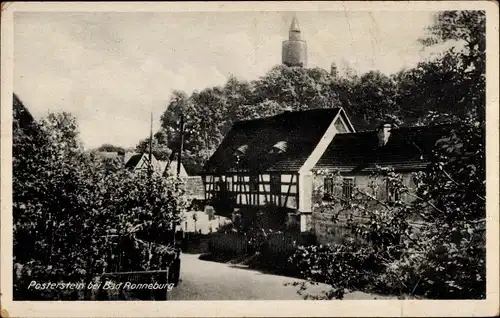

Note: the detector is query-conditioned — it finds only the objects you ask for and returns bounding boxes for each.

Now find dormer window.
[235,144,248,156]
[269,141,287,154]
[234,144,248,166]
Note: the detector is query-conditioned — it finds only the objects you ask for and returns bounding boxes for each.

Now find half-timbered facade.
[200,108,355,231]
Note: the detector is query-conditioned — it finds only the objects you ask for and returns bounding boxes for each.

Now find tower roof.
[290,15,300,32]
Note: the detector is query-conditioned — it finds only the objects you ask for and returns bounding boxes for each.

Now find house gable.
[136,155,150,170]
[125,153,144,169]
[125,153,159,171]
[165,160,188,177]
[298,108,354,175]
[333,112,353,133]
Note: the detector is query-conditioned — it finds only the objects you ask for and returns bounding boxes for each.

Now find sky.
[14,10,449,149]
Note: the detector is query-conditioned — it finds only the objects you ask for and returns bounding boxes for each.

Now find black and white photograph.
[1,1,499,317]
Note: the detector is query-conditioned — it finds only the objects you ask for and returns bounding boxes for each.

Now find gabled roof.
[202,108,347,174]
[168,160,188,177]
[314,124,458,173]
[125,153,189,177]
[125,153,145,169]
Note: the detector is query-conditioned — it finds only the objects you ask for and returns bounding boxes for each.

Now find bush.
[13,109,186,300]
[289,239,382,299]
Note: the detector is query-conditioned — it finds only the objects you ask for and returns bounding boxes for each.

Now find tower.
[330,61,338,79]
[282,15,307,68]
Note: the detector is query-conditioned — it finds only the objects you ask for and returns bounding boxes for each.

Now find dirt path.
[168,253,396,300]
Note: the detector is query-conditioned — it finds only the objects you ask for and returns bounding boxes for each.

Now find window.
[323,177,354,201]
[233,175,243,192]
[324,177,335,198]
[270,174,280,194]
[234,145,248,165]
[235,144,248,155]
[250,175,259,192]
[386,181,399,202]
[342,178,355,201]
[269,141,287,154]
[215,176,229,193]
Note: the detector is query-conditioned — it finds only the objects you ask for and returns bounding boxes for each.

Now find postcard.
[1,1,498,317]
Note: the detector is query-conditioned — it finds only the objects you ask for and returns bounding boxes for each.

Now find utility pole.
[145,111,155,178]
[177,113,185,176]
[148,111,153,168]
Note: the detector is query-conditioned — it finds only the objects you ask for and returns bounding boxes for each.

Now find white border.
[1,2,499,317]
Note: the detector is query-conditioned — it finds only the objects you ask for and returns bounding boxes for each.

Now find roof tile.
[314,124,458,173]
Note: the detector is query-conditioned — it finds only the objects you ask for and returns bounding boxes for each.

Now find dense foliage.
[288,11,486,300]
[13,100,186,300]
[95,143,125,153]
[291,114,485,299]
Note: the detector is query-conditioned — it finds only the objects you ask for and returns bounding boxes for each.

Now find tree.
[135,129,173,161]
[13,103,186,300]
[420,10,485,76]
[96,144,125,153]
[223,75,254,125]
[160,80,249,173]
[335,70,400,125]
[160,90,190,131]
[288,11,486,300]
[254,65,341,111]
[155,10,486,174]
[396,11,485,124]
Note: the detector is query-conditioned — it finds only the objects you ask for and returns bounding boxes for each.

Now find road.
[168,253,392,300]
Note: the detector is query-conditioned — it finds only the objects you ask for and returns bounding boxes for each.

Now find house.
[200,108,457,235]
[96,150,189,177]
[122,152,188,177]
[124,152,161,172]
[164,160,188,178]
[122,152,206,202]
[200,108,355,231]
[97,150,204,201]
[310,123,457,243]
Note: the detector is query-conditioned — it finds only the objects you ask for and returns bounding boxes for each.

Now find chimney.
[377,123,392,146]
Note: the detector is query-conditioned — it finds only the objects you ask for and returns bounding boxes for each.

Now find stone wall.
[312,212,356,245]
[311,172,417,245]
